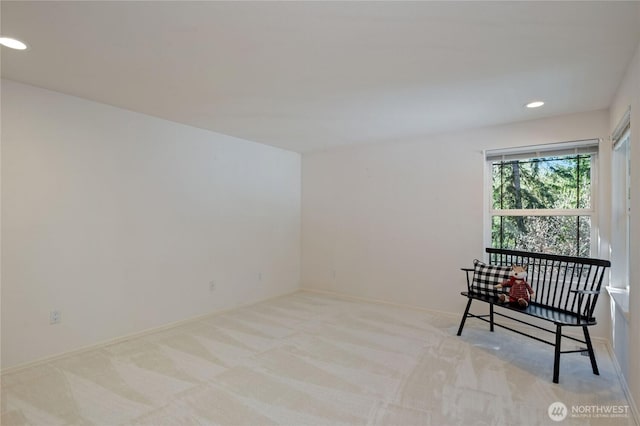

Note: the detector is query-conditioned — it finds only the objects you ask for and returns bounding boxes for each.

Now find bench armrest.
[461,268,474,292]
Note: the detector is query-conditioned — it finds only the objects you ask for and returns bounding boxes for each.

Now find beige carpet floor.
[0,291,635,425]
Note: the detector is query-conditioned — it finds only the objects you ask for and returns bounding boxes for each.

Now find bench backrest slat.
[486,248,611,320]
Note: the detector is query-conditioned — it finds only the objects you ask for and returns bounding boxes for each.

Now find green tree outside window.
[491,154,592,257]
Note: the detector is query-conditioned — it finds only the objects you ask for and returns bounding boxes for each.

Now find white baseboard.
[1,289,300,375]
[604,342,640,425]
[299,287,461,319]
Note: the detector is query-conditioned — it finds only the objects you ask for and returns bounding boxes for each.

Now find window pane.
[492,155,591,210]
[491,215,591,257]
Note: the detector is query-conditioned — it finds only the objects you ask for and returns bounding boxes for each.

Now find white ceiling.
[2,1,640,153]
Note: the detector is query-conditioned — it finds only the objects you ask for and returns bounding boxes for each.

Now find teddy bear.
[495,265,535,308]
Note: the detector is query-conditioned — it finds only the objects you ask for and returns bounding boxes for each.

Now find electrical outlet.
[50,310,61,325]
[209,280,216,292]
[258,272,262,281]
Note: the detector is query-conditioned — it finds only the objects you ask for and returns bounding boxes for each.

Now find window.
[611,112,631,290]
[486,140,599,257]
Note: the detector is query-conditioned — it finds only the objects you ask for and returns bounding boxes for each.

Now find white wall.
[302,110,611,336]
[1,80,301,369]
[609,40,640,415]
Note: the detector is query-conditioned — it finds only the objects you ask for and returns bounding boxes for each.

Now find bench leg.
[490,303,494,332]
[457,299,473,336]
[583,326,599,376]
[553,324,562,384]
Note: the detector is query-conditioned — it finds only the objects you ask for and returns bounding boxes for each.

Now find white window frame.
[611,113,631,290]
[484,139,600,257]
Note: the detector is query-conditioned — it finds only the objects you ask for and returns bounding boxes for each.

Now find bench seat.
[461,291,596,326]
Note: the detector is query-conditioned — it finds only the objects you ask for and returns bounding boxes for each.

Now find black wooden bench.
[457,248,611,383]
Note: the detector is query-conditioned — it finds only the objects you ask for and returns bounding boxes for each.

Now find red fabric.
[500,277,534,303]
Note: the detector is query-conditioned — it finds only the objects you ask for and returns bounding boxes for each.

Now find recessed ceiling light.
[526,101,545,109]
[0,37,28,50]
